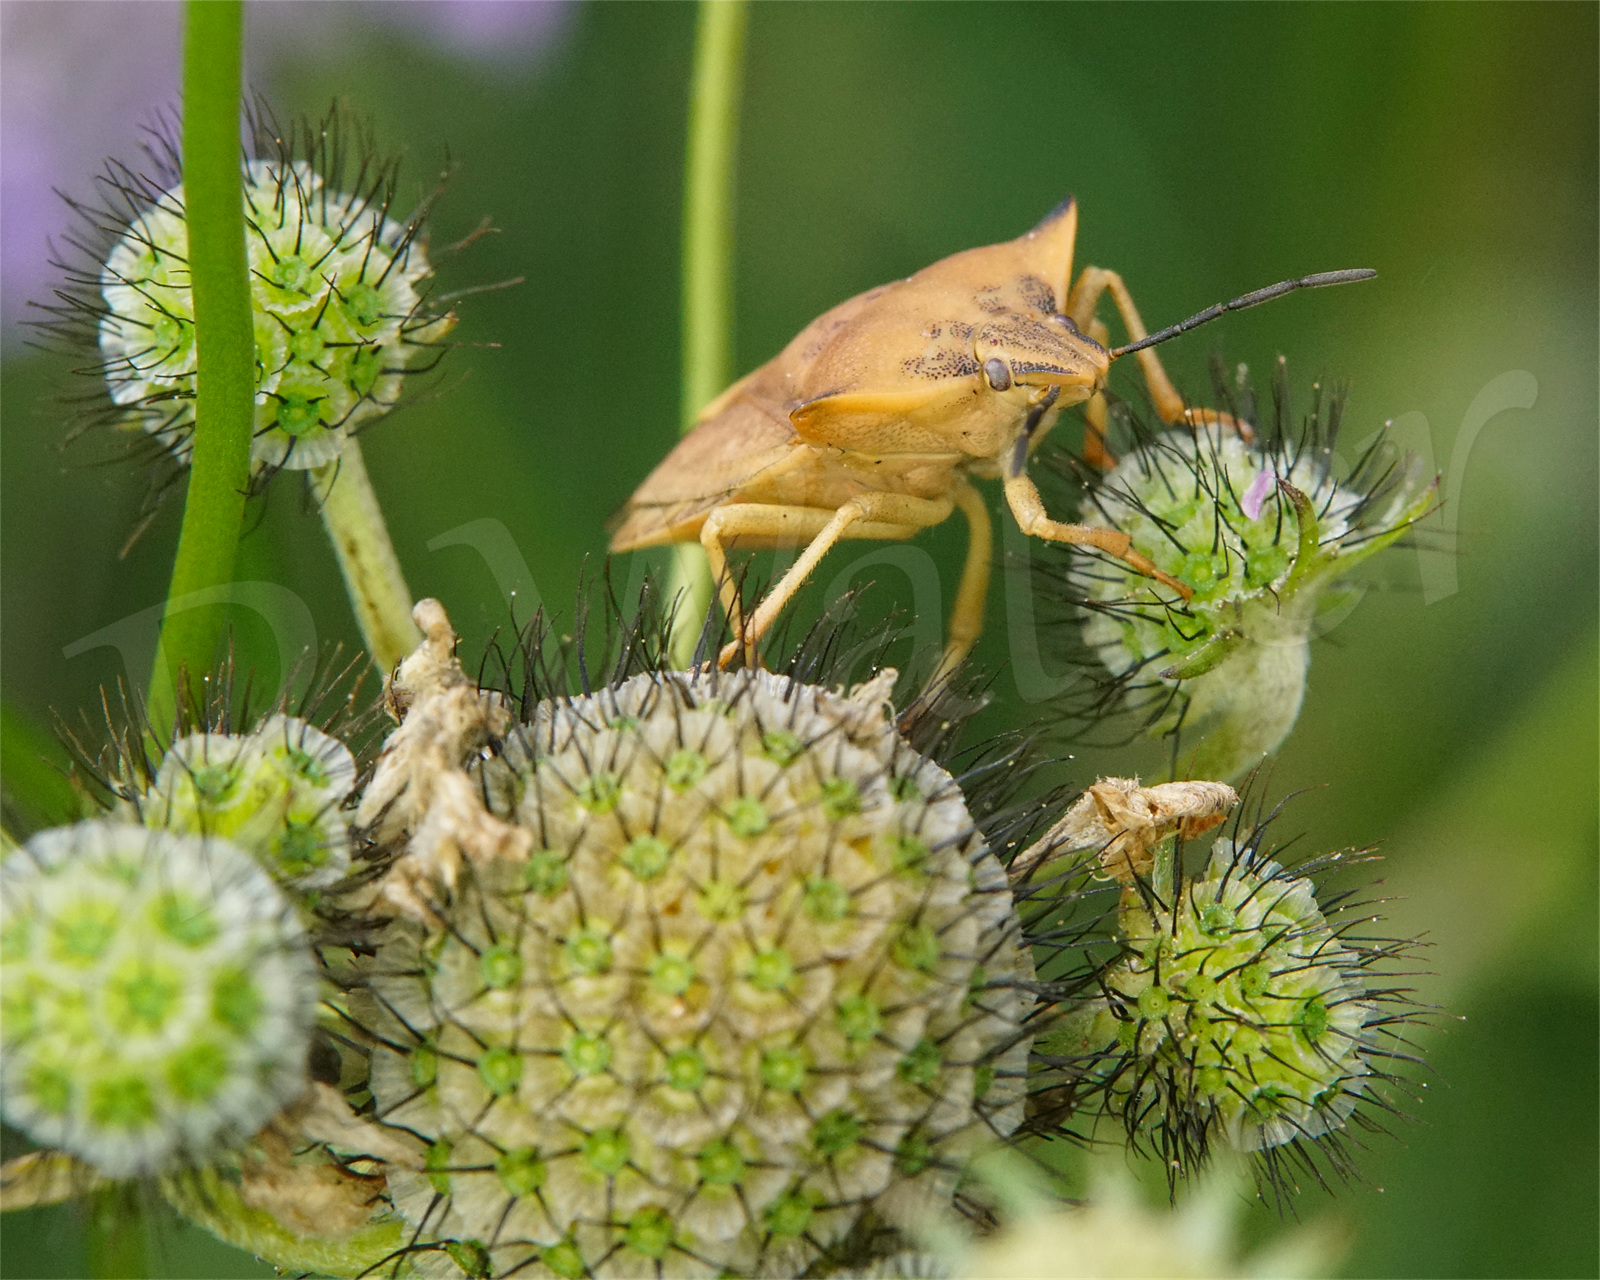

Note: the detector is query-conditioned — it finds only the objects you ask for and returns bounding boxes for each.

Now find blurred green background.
[2,3,1594,1276]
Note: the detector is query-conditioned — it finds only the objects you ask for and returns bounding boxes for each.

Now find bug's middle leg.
[929,482,993,686]
[1002,468,1192,600]
[1067,265,1252,440]
[1082,317,1117,471]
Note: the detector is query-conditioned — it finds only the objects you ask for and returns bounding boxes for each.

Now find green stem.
[87,1183,148,1279]
[667,0,748,666]
[313,436,423,671]
[146,0,254,733]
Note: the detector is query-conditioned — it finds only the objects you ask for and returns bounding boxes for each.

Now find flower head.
[1045,363,1435,779]
[140,712,359,889]
[1035,810,1419,1193]
[0,821,316,1177]
[342,602,1035,1278]
[36,105,455,482]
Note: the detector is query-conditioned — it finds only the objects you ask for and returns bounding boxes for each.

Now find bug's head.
[973,312,1110,408]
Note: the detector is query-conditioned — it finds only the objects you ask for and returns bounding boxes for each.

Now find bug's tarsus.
[1110,268,1377,359]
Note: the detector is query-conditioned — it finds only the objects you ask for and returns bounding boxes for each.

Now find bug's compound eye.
[983,357,1013,391]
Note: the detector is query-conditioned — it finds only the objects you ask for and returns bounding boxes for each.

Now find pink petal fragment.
[1241,468,1274,520]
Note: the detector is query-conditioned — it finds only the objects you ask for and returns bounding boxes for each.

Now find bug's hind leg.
[1003,468,1193,600]
[1068,265,1253,442]
[701,495,947,669]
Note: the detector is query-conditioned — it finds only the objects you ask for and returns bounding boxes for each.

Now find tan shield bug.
[610,198,1372,672]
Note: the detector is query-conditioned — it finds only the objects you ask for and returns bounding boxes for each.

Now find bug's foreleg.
[1003,469,1193,600]
[1068,266,1253,442]
[930,483,993,685]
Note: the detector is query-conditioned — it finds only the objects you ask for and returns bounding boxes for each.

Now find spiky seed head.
[358,667,1034,1278]
[1050,837,1393,1168]
[1068,417,1431,779]
[0,821,316,1176]
[141,714,357,888]
[96,156,453,473]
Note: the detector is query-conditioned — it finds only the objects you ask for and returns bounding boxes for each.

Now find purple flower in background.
[1,2,182,343]
[0,0,569,344]
[356,0,569,57]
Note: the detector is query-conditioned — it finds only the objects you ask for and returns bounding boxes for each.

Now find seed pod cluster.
[355,660,1033,1279]
[0,822,316,1177]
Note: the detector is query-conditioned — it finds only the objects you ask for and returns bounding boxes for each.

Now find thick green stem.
[87,1183,148,1279]
[667,0,747,666]
[313,437,423,672]
[146,0,254,733]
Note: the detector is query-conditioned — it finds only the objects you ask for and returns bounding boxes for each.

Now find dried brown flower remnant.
[355,599,532,918]
[1013,777,1238,883]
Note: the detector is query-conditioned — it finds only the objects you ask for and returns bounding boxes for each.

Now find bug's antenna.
[1109,269,1376,359]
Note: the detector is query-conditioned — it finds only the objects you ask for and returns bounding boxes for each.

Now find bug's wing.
[607,395,800,551]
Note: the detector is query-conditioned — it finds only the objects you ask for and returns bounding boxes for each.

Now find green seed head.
[621,833,671,880]
[582,1127,630,1176]
[663,748,708,791]
[722,796,769,838]
[663,1047,708,1092]
[648,951,695,996]
[698,877,746,921]
[523,849,569,896]
[576,772,622,814]
[760,729,804,765]
[564,929,613,975]
[764,1189,814,1237]
[819,777,861,820]
[1069,406,1433,780]
[540,1240,585,1279]
[897,1038,943,1088]
[802,875,852,923]
[477,1047,523,1096]
[624,1207,674,1258]
[142,717,356,889]
[0,823,314,1176]
[836,993,883,1043]
[496,1146,546,1196]
[479,945,524,991]
[696,1139,745,1185]
[761,1046,808,1093]
[562,1031,612,1078]
[811,1108,862,1157]
[746,947,795,993]
[1078,838,1387,1159]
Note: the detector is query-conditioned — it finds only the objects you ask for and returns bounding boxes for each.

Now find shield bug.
[609,198,1371,673]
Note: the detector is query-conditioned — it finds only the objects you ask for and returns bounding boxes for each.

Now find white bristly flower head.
[0,822,317,1177]
[346,603,1036,1279]
[96,153,451,472]
[32,107,458,486]
[1037,820,1419,1190]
